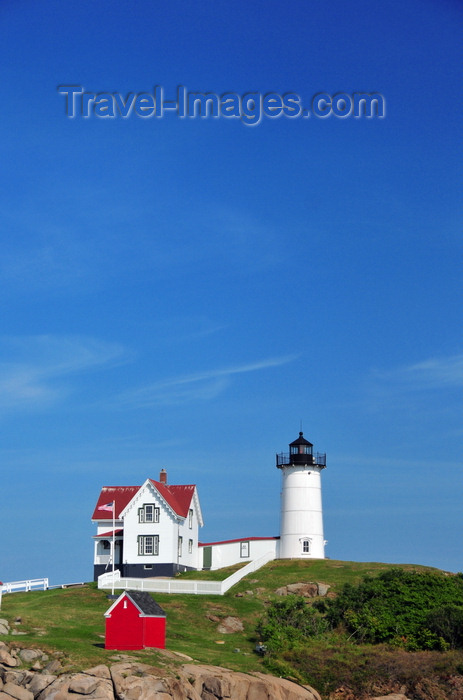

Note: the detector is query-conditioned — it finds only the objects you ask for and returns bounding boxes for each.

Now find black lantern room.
[276,431,326,469]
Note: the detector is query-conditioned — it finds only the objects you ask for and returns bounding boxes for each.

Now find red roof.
[91,486,140,520]
[92,481,195,520]
[149,480,195,518]
[94,529,123,538]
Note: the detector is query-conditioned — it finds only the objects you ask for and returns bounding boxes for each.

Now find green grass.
[212,557,444,598]
[0,559,458,685]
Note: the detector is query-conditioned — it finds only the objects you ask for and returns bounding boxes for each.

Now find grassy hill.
[0,559,448,669]
[1,559,462,698]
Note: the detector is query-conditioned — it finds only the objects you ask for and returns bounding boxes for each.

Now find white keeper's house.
[92,431,327,579]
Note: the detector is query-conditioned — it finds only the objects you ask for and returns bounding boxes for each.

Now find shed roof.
[105,590,166,618]
[126,591,166,617]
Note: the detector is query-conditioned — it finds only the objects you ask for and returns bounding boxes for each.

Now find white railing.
[98,551,275,595]
[1,578,49,593]
[98,569,121,588]
[94,555,111,566]
[221,550,275,593]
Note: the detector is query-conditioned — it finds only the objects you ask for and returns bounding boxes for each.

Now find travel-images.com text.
[58,86,385,125]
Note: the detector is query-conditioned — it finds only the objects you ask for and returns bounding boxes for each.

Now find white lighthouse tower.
[276,431,326,559]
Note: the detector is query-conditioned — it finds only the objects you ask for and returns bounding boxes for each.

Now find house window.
[138,505,160,523]
[178,536,183,557]
[188,508,193,529]
[301,538,311,554]
[101,540,110,550]
[138,535,159,556]
[188,539,193,554]
[240,541,250,558]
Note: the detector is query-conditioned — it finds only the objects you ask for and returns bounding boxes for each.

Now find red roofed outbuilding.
[104,590,166,650]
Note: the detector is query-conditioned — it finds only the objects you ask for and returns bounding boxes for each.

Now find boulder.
[110,662,199,700]
[80,668,111,681]
[275,586,288,596]
[217,616,244,634]
[316,583,330,597]
[36,675,71,700]
[37,673,114,700]
[2,682,34,700]
[2,671,33,687]
[275,582,330,598]
[41,662,61,676]
[183,663,321,700]
[0,649,18,667]
[205,614,220,623]
[18,651,42,665]
[286,583,318,598]
[68,675,100,695]
[26,674,57,698]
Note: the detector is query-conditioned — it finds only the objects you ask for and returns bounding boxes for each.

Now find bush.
[320,569,463,650]
[426,604,463,649]
[256,595,328,653]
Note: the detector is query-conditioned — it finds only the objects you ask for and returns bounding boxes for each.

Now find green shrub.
[256,596,327,653]
[426,604,463,649]
[320,569,463,650]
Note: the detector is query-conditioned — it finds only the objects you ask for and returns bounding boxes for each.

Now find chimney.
[159,468,167,484]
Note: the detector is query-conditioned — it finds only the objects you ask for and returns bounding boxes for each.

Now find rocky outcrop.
[216,616,244,634]
[0,642,320,700]
[182,663,321,700]
[275,582,330,598]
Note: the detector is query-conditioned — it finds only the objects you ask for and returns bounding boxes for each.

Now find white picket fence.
[98,550,275,595]
[1,578,49,593]
[0,578,49,608]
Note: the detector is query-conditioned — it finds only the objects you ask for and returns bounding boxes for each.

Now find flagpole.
[112,502,115,596]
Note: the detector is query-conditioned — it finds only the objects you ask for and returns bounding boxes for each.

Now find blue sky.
[0,0,461,585]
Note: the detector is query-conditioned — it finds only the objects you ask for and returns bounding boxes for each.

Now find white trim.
[104,590,166,618]
[121,479,184,521]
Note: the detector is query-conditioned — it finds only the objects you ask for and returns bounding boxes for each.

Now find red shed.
[104,590,166,650]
